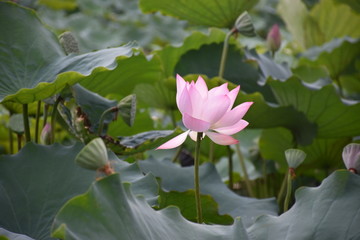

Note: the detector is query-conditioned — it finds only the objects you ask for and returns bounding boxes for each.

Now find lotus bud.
[75,138,112,174]
[234,11,256,37]
[342,143,360,174]
[41,123,52,145]
[59,31,79,55]
[266,24,281,53]
[285,149,306,169]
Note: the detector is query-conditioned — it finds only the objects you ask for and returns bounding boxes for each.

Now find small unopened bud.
[59,31,80,55]
[266,24,281,53]
[234,11,256,37]
[342,143,360,174]
[285,149,306,169]
[41,123,52,145]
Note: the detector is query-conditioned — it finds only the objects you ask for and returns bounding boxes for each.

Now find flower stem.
[227,146,233,190]
[171,145,183,163]
[98,107,117,136]
[218,30,235,79]
[283,169,293,212]
[17,133,23,151]
[22,104,31,142]
[277,173,287,206]
[8,128,14,154]
[235,144,255,197]
[51,97,62,144]
[35,101,41,143]
[194,132,203,223]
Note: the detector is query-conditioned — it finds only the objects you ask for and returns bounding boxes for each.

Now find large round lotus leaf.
[139,0,258,28]
[0,143,95,240]
[0,143,161,239]
[248,170,360,239]
[139,157,278,227]
[0,2,134,104]
[52,174,250,240]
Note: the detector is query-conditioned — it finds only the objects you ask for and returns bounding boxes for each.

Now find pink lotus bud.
[41,123,52,145]
[342,143,360,174]
[157,75,253,149]
[266,24,281,53]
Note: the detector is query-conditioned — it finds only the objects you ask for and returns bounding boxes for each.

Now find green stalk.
[283,169,292,212]
[8,128,14,154]
[262,158,268,197]
[218,30,235,79]
[172,145,183,163]
[35,101,41,143]
[51,97,62,144]
[17,134,23,151]
[194,132,203,223]
[98,107,117,136]
[277,173,287,206]
[227,146,233,190]
[235,144,255,197]
[22,104,31,142]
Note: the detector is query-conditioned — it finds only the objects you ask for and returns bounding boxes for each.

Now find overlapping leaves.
[0,2,137,104]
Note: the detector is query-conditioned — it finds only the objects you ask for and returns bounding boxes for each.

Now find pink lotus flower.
[157,75,253,149]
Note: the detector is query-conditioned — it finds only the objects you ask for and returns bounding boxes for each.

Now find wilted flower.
[266,24,281,53]
[342,143,360,173]
[41,123,52,145]
[157,75,253,149]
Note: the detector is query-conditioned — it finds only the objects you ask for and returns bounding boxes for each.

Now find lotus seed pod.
[117,94,137,126]
[75,138,109,170]
[285,149,306,169]
[234,11,256,37]
[59,31,79,55]
[342,143,360,173]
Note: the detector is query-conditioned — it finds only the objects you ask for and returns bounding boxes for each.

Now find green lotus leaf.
[157,189,234,225]
[299,37,360,79]
[139,157,278,227]
[0,2,134,104]
[248,170,360,239]
[0,143,162,239]
[259,127,350,172]
[269,77,360,138]
[0,143,95,240]
[52,173,250,240]
[0,228,34,240]
[139,0,258,28]
[278,0,360,49]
